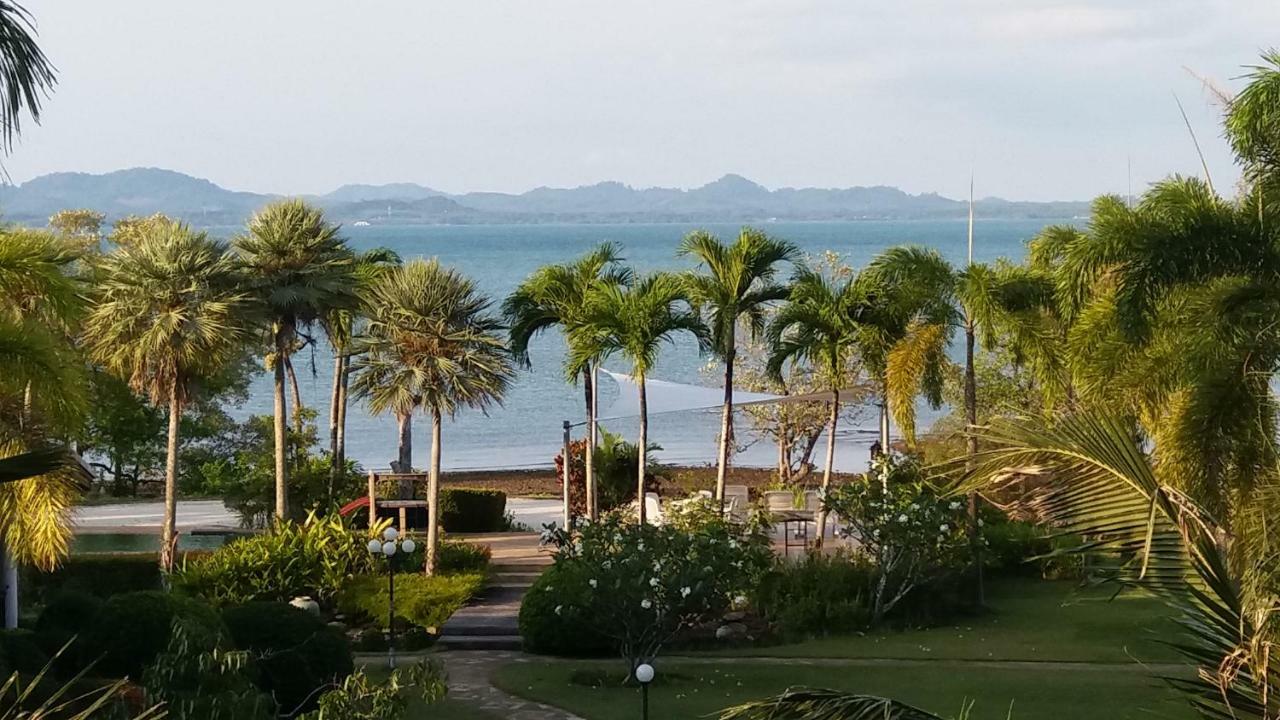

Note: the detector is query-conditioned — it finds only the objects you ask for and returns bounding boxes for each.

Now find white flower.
[681,586,692,598]
[545,585,554,592]
[649,577,659,587]
[554,605,563,615]
[897,514,909,523]
[641,598,652,610]
[978,519,985,527]
[949,501,963,511]
[602,560,612,570]
[588,579,598,588]
[939,524,949,533]
[652,561,662,572]
[637,542,645,551]
[728,539,738,549]
[733,595,748,606]
[910,503,920,510]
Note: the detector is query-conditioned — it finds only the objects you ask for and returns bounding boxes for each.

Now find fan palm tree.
[234,199,356,520]
[568,273,708,525]
[322,247,400,498]
[84,219,248,571]
[503,242,632,520]
[680,228,798,504]
[767,267,873,542]
[354,259,513,574]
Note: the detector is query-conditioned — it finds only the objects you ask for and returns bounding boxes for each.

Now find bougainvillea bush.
[520,513,771,675]
[823,454,970,623]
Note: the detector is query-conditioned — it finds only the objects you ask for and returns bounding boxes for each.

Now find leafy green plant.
[755,553,874,637]
[221,602,353,717]
[337,572,483,631]
[522,513,771,672]
[435,541,490,574]
[718,688,952,720]
[142,622,275,720]
[23,553,164,601]
[299,660,446,720]
[172,514,377,607]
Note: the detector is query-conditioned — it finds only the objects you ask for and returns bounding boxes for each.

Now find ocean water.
[222,219,1064,474]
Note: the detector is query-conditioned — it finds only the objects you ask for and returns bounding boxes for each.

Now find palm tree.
[0,229,86,628]
[568,273,708,525]
[679,228,798,505]
[234,199,356,520]
[84,219,247,571]
[0,2,55,157]
[767,267,872,541]
[354,259,513,574]
[322,247,400,498]
[503,243,632,520]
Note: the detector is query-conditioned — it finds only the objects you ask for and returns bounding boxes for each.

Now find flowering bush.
[823,454,969,623]
[519,513,771,674]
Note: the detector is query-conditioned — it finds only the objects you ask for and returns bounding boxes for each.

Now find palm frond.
[718,688,947,720]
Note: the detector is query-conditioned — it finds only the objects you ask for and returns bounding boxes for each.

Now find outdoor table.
[772,509,815,556]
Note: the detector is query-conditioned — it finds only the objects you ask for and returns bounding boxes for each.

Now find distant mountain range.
[0,167,1091,226]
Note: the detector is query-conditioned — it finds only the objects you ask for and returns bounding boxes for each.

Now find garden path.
[441,650,585,720]
[440,532,552,650]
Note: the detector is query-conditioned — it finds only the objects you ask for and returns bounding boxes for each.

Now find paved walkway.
[442,651,584,720]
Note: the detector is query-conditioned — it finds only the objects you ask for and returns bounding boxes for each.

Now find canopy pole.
[562,420,573,530]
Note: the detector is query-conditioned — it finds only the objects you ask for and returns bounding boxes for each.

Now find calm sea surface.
[210,220,1069,473]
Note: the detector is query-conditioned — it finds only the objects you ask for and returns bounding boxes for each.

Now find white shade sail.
[597,369,864,422]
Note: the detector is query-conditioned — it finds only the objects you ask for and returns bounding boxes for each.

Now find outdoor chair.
[724,485,750,522]
[643,492,664,525]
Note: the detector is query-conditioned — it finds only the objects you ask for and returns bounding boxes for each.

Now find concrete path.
[442,651,584,720]
[441,533,551,650]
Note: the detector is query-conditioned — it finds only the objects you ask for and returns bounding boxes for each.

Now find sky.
[7,1,1278,201]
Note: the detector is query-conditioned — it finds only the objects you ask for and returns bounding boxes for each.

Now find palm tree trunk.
[777,417,788,482]
[586,366,593,517]
[336,356,349,470]
[815,390,839,549]
[396,412,413,498]
[715,351,734,504]
[964,317,984,606]
[160,391,181,572]
[637,375,648,526]
[273,330,290,521]
[285,355,304,435]
[328,354,342,458]
[425,406,442,576]
[879,379,891,452]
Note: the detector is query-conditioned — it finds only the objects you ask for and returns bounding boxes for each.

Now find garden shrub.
[519,565,613,657]
[756,553,875,637]
[337,572,483,631]
[172,514,376,607]
[23,553,163,601]
[142,622,276,720]
[521,513,772,668]
[34,590,104,677]
[983,517,1081,579]
[0,630,49,675]
[81,591,225,679]
[438,488,506,533]
[298,660,445,720]
[554,429,664,515]
[221,602,353,716]
[436,540,491,574]
[824,454,969,624]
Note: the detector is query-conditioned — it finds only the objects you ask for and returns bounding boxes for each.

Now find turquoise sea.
[224,219,1067,473]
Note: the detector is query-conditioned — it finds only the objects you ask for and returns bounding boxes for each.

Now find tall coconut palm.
[679,228,798,505]
[503,243,632,520]
[354,259,513,574]
[568,273,708,525]
[234,199,356,520]
[323,247,400,499]
[767,267,873,542]
[84,219,247,571]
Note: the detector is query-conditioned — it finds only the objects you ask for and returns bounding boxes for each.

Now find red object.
[338,496,369,517]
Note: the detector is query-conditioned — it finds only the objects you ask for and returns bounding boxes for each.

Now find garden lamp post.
[635,662,655,720]
[366,527,415,668]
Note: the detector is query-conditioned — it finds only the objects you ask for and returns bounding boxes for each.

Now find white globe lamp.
[382,541,397,556]
[366,539,382,554]
[401,538,416,554]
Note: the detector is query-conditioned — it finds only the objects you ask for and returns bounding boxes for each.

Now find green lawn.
[708,577,1183,664]
[493,577,1195,719]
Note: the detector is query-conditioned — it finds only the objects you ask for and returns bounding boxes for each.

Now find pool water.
[71,533,232,554]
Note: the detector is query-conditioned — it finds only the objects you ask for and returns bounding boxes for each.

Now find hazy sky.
[8,1,1278,201]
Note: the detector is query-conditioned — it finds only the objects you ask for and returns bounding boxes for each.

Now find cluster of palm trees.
[0,200,515,576]
[504,228,1038,533]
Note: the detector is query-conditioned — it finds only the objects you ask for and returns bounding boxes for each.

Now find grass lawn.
[493,577,1195,719]
[708,576,1182,664]
[493,661,1192,719]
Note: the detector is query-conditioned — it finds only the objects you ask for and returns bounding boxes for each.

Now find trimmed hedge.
[518,565,613,657]
[81,591,225,679]
[337,572,483,631]
[222,602,353,716]
[439,488,506,533]
[23,553,164,602]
